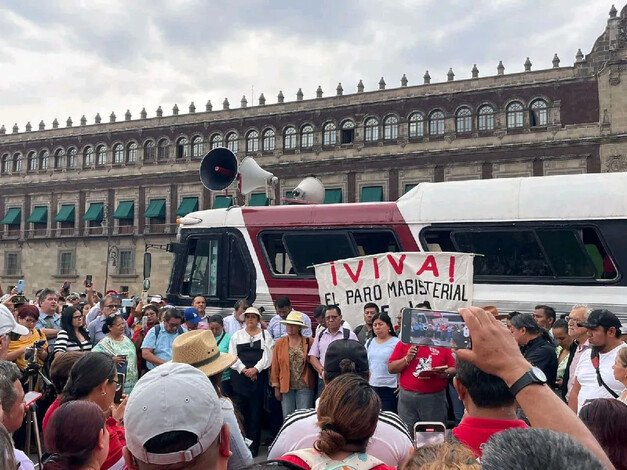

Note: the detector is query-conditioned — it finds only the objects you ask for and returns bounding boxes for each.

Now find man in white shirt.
[569,309,626,413]
[222,299,248,335]
[561,304,591,401]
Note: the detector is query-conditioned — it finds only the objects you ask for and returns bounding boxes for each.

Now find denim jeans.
[281,388,314,418]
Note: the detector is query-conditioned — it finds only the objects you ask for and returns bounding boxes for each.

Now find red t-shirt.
[388,342,455,393]
[102,417,126,470]
[279,455,395,470]
[42,397,61,433]
[452,416,529,457]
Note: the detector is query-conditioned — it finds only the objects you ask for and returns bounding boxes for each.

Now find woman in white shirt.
[366,312,401,413]
[613,347,627,404]
[229,306,274,457]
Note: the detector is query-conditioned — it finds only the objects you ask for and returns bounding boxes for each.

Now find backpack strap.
[366,337,374,349]
[354,324,363,336]
[343,327,350,340]
[177,326,184,335]
[591,349,619,398]
[154,324,161,342]
[317,327,326,342]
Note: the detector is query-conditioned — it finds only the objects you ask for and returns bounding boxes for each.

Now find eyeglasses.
[565,316,582,323]
[325,315,340,321]
[111,379,122,392]
[72,314,84,320]
[105,304,121,310]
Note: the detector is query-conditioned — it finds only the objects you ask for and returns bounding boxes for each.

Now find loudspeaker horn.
[199,147,238,191]
[289,176,325,204]
[239,156,278,195]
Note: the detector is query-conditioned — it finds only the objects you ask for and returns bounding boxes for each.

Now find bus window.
[352,231,400,256]
[283,232,354,275]
[580,227,617,280]
[260,233,294,275]
[423,231,455,252]
[182,238,219,297]
[536,230,596,278]
[228,235,249,297]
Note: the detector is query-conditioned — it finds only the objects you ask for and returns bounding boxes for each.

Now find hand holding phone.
[85,275,93,288]
[414,421,446,448]
[400,308,471,349]
[34,340,46,349]
[16,280,24,295]
[24,391,42,408]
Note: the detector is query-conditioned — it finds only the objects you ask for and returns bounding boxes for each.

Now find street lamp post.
[103,205,119,294]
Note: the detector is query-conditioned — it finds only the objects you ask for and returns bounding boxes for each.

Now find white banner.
[314,252,474,328]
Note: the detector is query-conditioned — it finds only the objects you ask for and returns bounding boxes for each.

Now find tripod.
[23,361,50,468]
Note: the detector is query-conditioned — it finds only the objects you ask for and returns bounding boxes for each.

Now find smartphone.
[24,391,42,407]
[16,280,24,295]
[122,299,133,308]
[62,280,71,291]
[114,372,126,404]
[141,291,149,305]
[34,340,46,348]
[400,308,471,349]
[141,316,148,329]
[85,275,93,288]
[414,422,446,448]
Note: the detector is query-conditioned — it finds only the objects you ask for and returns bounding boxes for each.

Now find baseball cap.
[324,339,369,376]
[150,295,163,304]
[577,309,622,330]
[184,307,200,325]
[0,304,29,336]
[124,362,223,465]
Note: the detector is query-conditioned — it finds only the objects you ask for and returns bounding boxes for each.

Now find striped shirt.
[53,329,93,353]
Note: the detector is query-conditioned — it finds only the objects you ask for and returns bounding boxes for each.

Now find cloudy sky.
[0,0,615,129]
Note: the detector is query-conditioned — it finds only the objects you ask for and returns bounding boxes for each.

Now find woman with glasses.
[93,315,139,393]
[6,304,49,372]
[54,306,93,354]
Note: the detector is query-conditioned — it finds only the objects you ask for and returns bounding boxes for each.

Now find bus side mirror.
[167,243,186,255]
[143,252,152,279]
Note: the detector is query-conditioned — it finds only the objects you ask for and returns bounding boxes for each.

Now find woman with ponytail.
[279,373,394,470]
[43,401,109,470]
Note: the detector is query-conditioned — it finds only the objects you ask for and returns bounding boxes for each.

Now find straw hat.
[171,330,237,377]
[239,306,261,322]
[279,311,307,328]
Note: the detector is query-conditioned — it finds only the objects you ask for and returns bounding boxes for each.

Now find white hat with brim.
[280,311,307,328]
[170,330,237,377]
[0,304,29,336]
[239,306,261,322]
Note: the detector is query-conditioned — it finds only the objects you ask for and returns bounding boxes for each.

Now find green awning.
[249,194,269,206]
[54,204,75,223]
[213,196,232,209]
[324,189,343,204]
[113,201,134,220]
[27,206,48,224]
[83,202,104,222]
[404,183,417,194]
[360,186,383,202]
[285,191,293,199]
[1,208,21,225]
[144,199,166,218]
[176,197,199,216]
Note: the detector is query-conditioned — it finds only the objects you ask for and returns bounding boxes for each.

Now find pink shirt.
[566,339,589,401]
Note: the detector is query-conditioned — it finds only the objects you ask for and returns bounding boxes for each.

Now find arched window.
[40,150,50,170]
[53,149,65,169]
[96,145,107,166]
[383,116,398,140]
[191,136,203,158]
[429,111,445,136]
[341,120,355,144]
[301,125,314,148]
[67,148,77,168]
[210,134,223,150]
[126,142,138,163]
[246,130,260,153]
[176,137,189,159]
[83,147,94,167]
[28,151,37,172]
[456,107,472,133]
[323,123,337,146]
[408,113,425,138]
[262,129,275,151]
[530,99,548,126]
[143,141,155,161]
[364,118,379,142]
[478,105,495,131]
[13,153,22,173]
[1,154,9,174]
[113,143,124,164]
[284,127,296,149]
[157,139,169,161]
[226,132,239,153]
[506,102,524,128]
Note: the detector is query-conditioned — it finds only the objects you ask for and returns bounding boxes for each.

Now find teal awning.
[176,197,199,216]
[113,201,134,220]
[360,186,383,202]
[249,193,269,206]
[404,183,417,194]
[213,196,232,209]
[54,204,75,223]
[27,206,48,224]
[324,189,342,204]
[1,208,21,225]
[144,199,166,218]
[83,202,104,222]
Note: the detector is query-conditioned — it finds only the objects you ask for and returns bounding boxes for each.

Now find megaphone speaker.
[239,156,278,195]
[199,147,239,190]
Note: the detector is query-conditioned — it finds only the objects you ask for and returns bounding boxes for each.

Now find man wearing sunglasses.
[88,295,132,345]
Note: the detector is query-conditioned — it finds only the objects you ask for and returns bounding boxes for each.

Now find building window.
[53,149,65,169]
[210,134,223,149]
[118,249,134,275]
[478,105,495,131]
[408,113,425,138]
[364,118,379,142]
[55,204,75,235]
[28,152,37,172]
[301,125,314,149]
[1,154,9,174]
[96,145,107,166]
[40,150,50,170]
[113,144,124,164]
[126,142,137,163]
[341,120,355,144]
[284,127,296,149]
[191,136,203,158]
[143,141,155,162]
[145,198,166,233]
[429,111,445,136]
[246,130,259,153]
[323,123,337,146]
[58,251,75,276]
[530,99,548,126]
[84,147,94,167]
[27,205,48,237]
[456,107,472,133]
[157,139,169,161]
[226,133,238,153]
[176,137,189,159]
[506,102,524,128]
[12,153,22,173]
[4,252,20,276]
[262,129,275,151]
[67,148,77,169]
[383,116,398,140]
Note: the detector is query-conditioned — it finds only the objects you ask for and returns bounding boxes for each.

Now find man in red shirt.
[451,358,528,456]
[388,335,455,432]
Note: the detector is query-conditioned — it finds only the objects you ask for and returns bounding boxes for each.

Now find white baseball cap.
[0,304,28,336]
[124,362,223,465]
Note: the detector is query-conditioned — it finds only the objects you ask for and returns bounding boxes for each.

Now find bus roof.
[397,172,627,223]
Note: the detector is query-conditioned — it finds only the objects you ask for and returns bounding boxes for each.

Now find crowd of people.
[0,279,626,469]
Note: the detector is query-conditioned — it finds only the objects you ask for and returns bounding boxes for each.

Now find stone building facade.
[1,5,626,297]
